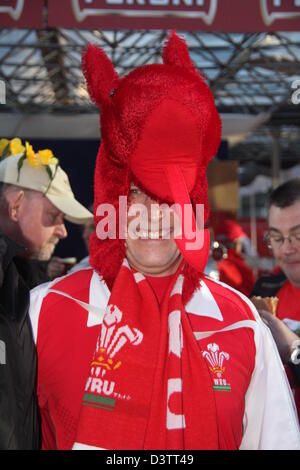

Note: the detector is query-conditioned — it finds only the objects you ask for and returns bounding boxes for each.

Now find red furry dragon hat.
[82,32,221,302]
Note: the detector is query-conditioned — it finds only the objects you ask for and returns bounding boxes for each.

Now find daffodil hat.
[0,138,92,224]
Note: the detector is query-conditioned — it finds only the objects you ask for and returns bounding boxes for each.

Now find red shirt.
[277,281,300,322]
[146,274,175,304]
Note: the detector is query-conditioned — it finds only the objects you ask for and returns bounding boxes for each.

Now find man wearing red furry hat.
[29,33,300,450]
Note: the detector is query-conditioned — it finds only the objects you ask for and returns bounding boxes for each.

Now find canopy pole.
[270,128,281,189]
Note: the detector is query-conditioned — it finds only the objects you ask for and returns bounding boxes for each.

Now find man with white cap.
[29,33,300,450]
[0,138,92,262]
[0,138,92,449]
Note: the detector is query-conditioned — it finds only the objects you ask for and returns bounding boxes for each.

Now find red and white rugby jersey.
[29,268,300,450]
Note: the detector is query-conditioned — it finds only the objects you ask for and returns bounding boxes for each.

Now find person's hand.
[47,257,69,280]
[258,309,299,364]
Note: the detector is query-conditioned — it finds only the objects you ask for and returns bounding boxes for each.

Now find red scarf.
[75,260,219,449]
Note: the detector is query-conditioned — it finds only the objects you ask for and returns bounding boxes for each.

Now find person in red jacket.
[209,212,256,296]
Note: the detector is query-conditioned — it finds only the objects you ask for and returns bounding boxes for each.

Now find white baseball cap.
[0,153,93,224]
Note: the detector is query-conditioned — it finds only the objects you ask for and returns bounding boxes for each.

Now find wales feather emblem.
[202,343,231,392]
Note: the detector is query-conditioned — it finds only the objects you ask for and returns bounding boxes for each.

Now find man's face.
[16,190,67,260]
[125,184,181,276]
[268,200,300,288]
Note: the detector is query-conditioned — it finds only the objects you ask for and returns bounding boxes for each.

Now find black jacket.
[0,233,41,449]
[252,270,300,389]
[14,256,50,290]
[251,269,287,297]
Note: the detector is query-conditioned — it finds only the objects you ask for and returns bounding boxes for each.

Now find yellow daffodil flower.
[25,141,39,167]
[38,149,54,166]
[9,137,25,156]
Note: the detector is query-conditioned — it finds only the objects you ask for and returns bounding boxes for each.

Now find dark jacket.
[14,256,50,291]
[0,232,41,449]
[252,270,300,390]
[251,269,287,297]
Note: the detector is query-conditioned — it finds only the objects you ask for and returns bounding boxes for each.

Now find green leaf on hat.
[53,161,59,179]
[44,163,58,195]
[17,152,26,182]
[46,165,53,180]
[0,143,10,160]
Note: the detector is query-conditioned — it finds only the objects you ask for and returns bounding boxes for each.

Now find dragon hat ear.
[82,43,120,108]
[163,31,195,71]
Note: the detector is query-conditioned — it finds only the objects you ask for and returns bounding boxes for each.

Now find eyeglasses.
[265,231,300,249]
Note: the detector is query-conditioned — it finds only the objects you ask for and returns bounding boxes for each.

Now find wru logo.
[83,305,143,410]
[202,342,230,377]
[91,304,143,379]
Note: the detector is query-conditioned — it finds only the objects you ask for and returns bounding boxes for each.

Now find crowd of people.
[0,32,300,450]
